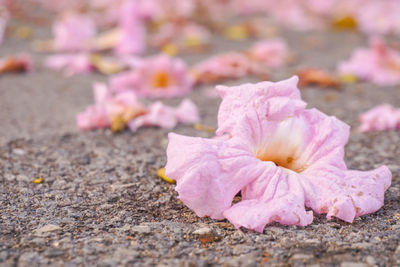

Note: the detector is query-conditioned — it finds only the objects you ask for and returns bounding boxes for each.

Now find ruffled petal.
[300,164,391,223]
[165,133,265,219]
[216,76,304,136]
[224,168,313,232]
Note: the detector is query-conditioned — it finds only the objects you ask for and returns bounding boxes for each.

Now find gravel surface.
[0,22,399,266]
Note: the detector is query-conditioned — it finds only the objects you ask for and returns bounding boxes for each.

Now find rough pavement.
[1,22,400,266]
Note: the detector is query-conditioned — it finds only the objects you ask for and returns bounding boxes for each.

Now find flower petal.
[224,168,313,232]
[165,133,265,219]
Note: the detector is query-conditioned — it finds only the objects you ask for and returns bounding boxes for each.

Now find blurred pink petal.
[114,0,146,55]
[110,54,193,98]
[0,6,8,46]
[44,53,93,76]
[247,38,288,68]
[357,0,400,35]
[128,99,199,132]
[165,76,391,232]
[52,12,96,52]
[338,38,400,86]
[359,104,400,132]
[192,52,252,84]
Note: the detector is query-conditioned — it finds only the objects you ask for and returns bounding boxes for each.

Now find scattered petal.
[359,104,400,132]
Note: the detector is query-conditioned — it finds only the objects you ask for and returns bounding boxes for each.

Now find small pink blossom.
[165,76,391,232]
[247,38,288,69]
[338,38,400,86]
[128,99,199,132]
[359,104,400,132]
[52,12,96,52]
[110,54,193,98]
[78,83,199,132]
[77,83,146,131]
[192,52,253,84]
[45,53,93,76]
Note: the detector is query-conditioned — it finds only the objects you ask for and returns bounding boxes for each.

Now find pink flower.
[338,38,400,86]
[359,104,400,132]
[165,76,391,232]
[78,82,199,132]
[52,12,96,52]
[192,52,253,84]
[247,38,288,68]
[44,53,93,76]
[110,54,193,98]
[77,83,146,132]
[114,0,146,55]
[128,99,199,132]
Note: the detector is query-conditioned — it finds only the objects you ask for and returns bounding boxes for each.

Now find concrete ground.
[0,19,399,266]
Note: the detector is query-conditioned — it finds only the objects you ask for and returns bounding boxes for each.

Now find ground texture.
[0,22,400,267]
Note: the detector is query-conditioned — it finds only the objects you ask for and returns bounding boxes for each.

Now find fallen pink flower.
[338,38,400,86]
[78,83,199,132]
[359,104,400,132]
[77,83,146,132]
[52,12,96,52]
[247,39,288,69]
[165,76,391,232]
[110,54,193,98]
[45,53,93,76]
[192,52,253,84]
[128,99,199,132]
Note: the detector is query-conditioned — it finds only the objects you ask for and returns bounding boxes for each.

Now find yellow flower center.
[254,118,308,173]
[151,71,173,89]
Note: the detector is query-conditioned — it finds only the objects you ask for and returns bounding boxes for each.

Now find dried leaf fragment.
[297,68,340,88]
[33,177,43,184]
[157,168,175,184]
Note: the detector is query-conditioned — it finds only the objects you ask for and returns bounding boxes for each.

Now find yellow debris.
[162,43,178,57]
[185,36,201,48]
[193,123,215,133]
[224,25,249,40]
[332,16,358,30]
[157,168,175,184]
[14,26,32,40]
[90,54,125,75]
[33,177,43,184]
[340,74,358,84]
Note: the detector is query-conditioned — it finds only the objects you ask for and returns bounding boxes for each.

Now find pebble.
[34,224,61,235]
[192,227,212,235]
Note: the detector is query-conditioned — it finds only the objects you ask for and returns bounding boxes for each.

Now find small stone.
[290,253,314,261]
[34,224,61,235]
[44,248,65,258]
[365,256,375,266]
[12,148,26,155]
[340,262,367,267]
[232,245,253,255]
[192,227,212,235]
[131,225,151,234]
